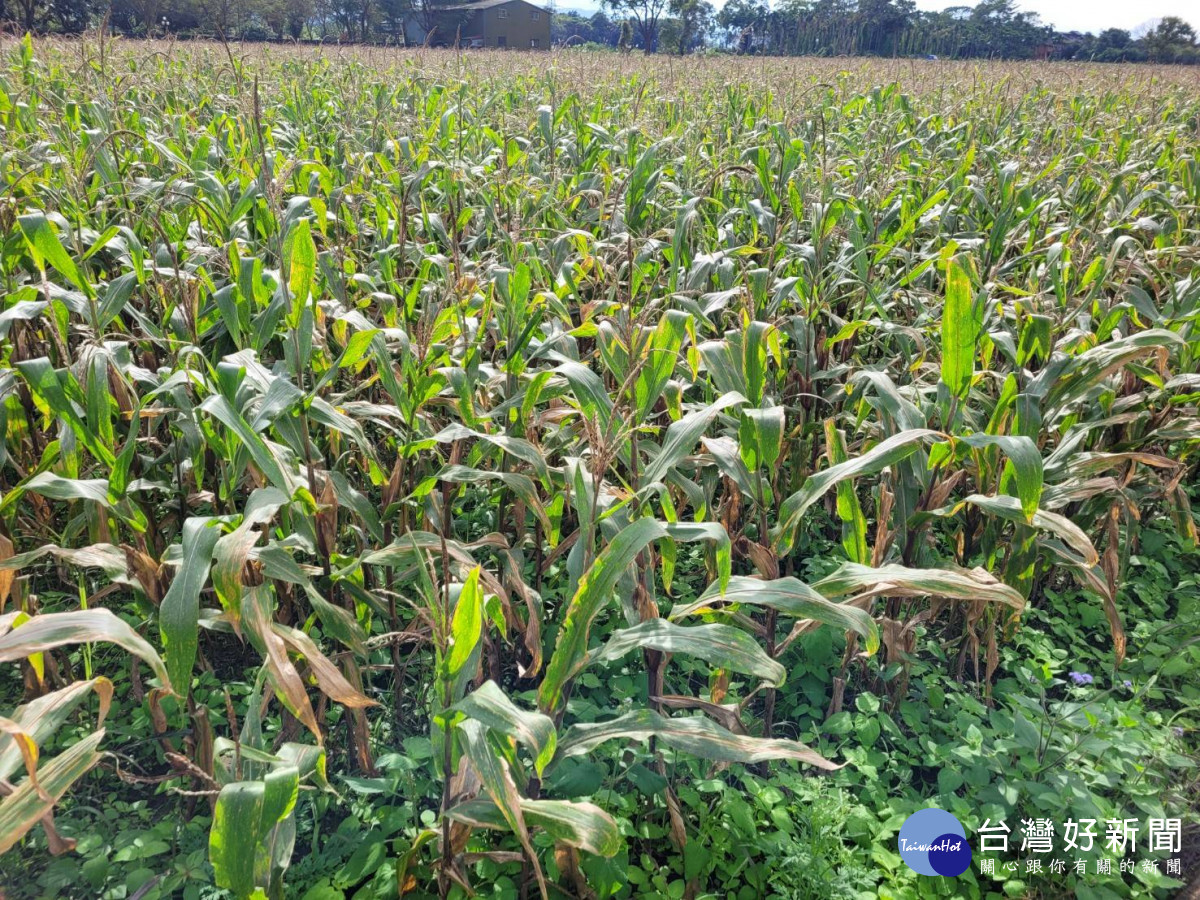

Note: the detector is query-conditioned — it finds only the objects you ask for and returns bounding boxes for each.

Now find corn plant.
[0,37,1198,898]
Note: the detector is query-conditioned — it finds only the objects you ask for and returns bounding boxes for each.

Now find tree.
[1083,27,1132,61]
[554,11,622,47]
[604,0,671,52]
[960,0,1047,58]
[258,0,289,36]
[386,0,445,45]
[717,0,767,52]
[617,17,632,50]
[111,0,163,33]
[196,0,237,36]
[44,0,100,31]
[327,0,372,40]
[13,0,45,32]
[780,0,857,55]
[253,0,311,38]
[670,0,712,53]
[588,11,622,45]
[855,0,913,55]
[1097,27,1131,50]
[283,0,311,36]
[1149,16,1196,45]
[1143,16,1197,61]
[377,0,409,41]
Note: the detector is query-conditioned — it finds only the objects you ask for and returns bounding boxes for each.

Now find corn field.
[1,38,1199,900]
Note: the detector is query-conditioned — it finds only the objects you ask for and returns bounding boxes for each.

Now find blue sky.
[562,0,1198,35]
[914,0,1197,33]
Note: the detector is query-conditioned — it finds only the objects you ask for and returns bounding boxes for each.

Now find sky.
[562,0,1200,35]
[914,0,1199,34]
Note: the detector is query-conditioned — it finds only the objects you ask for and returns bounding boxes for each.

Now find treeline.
[3,0,1198,62]
[564,0,1200,62]
[1,0,416,42]
[1,0,430,41]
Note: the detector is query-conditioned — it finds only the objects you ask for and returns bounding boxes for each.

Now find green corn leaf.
[926,494,1098,566]
[211,740,327,790]
[23,472,113,507]
[431,424,550,484]
[958,433,1043,522]
[635,309,689,419]
[210,785,263,895]
[825,420,868,563]
[209,765,300,899]
[0,609,172,692]
[458,719,547,898]
[200,394,294,494]
[260,765,300,835]
[0,543,128,584]
[15,358,115,467]
[17,213,92,299]
[641,391,746,486]
[285,218,316,327]
[773,429,942,554]
[0,678,112,782]
[554,360,614,421]
[584,619,785,686]
[1039,328,1183,411]
[557,709,837,770]
[539,518,667,713]
[335,327,381,371]
[702,435,758,502]
[1016,314,1053,367]
[446,797,621,857]
[670,576,880,656]
[159,517,221,700]
[740,321,778,408]
[940,255,980,401]
[815,562,1025,610]
[0,730,105,855]
[454,681,556,777]
[446,566,484,678]
[420,466,552,535]
[738,406,785,473]
[539,518,729,714]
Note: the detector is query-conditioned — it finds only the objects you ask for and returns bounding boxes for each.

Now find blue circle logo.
[898,808,971,876]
